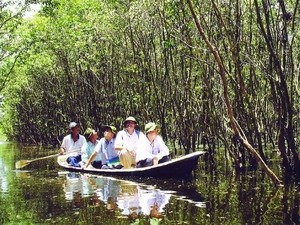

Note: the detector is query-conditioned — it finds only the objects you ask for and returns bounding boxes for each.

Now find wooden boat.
[57,151,206,179]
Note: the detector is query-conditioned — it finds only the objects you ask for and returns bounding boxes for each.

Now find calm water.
[0,142,299,224]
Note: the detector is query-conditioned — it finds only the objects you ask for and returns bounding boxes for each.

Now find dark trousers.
[137,155,170,168]
[92,161,103,169]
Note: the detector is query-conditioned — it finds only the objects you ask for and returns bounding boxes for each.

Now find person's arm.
[81,143,89,164]
[59,147,65,155]
[84,151,97,168]
[114,131,131,152]
[114,131,123,150]
[114,146,127,151]
[97,138,108,165]
[135,134,148,162]
[59,136,67,155]
[155,136,170,160]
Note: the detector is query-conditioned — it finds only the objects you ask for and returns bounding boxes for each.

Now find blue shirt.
[95,137,118,164]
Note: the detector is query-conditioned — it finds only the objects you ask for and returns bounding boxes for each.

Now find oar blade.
[15,160,31,169]
[15,152,61,169]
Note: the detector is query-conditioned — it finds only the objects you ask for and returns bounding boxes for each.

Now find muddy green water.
[0,142,299,224]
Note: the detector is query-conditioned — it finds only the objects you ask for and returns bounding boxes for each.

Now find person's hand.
[128,149,136,157]
[153,157,159,165]
[79,161,86,169]
[59,148,65,155]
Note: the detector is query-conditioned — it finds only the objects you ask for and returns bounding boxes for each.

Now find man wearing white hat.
[59,122,86,167]
[59,122,86,155]
[115,116,143,169]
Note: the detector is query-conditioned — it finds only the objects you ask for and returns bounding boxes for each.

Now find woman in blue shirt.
[81,128,102,168]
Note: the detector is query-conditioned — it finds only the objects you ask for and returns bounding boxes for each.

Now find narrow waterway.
[0,142,299,224]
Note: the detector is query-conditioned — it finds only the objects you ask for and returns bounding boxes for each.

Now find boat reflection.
[59,171,205,221]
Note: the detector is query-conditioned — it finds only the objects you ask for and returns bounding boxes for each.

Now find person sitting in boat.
[81,128,102,169]
[60,122,86,167]
[101,125,121,168]
[114,116,143,169]
[84,125,120,169]
[135,122,170,167]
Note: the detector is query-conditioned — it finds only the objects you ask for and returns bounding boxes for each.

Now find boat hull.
[57,151,205,179]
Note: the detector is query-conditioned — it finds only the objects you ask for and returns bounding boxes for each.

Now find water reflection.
[0,158,8,193]
[4,143,299,224]
[59,171,176,221]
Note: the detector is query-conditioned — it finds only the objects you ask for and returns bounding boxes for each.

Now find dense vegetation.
[0,0,299,183]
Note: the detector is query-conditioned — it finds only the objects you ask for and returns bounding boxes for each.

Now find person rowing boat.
[60,122,86,167]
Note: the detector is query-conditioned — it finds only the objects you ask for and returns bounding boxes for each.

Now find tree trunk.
[186,0,281,186]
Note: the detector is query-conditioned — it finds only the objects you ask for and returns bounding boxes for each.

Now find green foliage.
[0,0,299,177]
[0,2,24,92]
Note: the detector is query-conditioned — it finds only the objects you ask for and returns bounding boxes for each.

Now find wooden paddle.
[15,153,60,169]
[15,148,81,169]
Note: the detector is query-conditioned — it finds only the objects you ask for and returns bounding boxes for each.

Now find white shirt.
[117,186,141,215]
[136,133,169,162]
[114,129,142,151]
[139,189,172,215]
[60,134,86,153]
